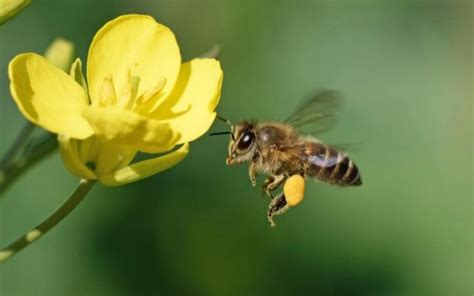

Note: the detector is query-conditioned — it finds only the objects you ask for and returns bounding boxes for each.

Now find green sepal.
[44,38,75,72]
[69,58,88,92]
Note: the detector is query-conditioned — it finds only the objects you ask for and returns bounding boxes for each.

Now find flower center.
[97,72,166,115]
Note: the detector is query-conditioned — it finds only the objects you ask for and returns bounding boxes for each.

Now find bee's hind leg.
[267,192,289,227]
[263,175,286,199]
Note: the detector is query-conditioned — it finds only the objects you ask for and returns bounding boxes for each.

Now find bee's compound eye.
[237,130,255,150]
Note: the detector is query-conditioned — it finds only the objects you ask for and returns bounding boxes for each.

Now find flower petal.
[82,105,180,153]
[58,135,97,180]
[87,14,181,106]
[99,143,189,186]
[9,53,93,139]
[94,142,137,177]
[75,136,137,175]
[153,58,223,143]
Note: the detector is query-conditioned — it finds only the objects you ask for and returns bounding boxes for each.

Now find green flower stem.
[0,132,57,195]
[0,179,96,263]
[0,121,35,168]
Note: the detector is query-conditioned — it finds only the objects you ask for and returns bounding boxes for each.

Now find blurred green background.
[0,0,472,295]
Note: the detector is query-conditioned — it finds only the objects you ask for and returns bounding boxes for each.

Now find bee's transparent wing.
[278,142,348,168]
[284,90,342,135]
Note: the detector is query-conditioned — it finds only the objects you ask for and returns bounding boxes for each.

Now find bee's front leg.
[249,161,257,187]
[263,174,286,199]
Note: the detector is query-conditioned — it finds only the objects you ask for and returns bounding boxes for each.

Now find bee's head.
[226,121,257,165]
[210,117,257,165]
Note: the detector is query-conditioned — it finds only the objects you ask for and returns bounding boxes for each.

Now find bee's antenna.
[216,116,233,127]
[209,131,235,141]
[213,115,235,140]
[210,131,232,136]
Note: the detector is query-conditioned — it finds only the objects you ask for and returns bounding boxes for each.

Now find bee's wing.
[284,90,342,135]
[278,141,347,168]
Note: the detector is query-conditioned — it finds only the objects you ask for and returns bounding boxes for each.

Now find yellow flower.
[8,14,223,186]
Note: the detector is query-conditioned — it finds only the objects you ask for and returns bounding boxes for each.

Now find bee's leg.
[267,192,289,227]
[262,176,274,197]
[263,174,286,199]
[249,161,257,187]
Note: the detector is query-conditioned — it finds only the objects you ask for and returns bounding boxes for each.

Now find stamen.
[133,77,167,113]
[119,69,141,109]
[98,75,117,106]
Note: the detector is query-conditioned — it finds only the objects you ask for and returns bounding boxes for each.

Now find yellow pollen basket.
[284,174,305,206]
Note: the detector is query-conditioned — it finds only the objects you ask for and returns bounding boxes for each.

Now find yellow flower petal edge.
[154,58,223,143]
[99,143,189,186]
[9,53,94,139]
[87,14,181,107]
[82,105,180,153]
[58,135,97,180]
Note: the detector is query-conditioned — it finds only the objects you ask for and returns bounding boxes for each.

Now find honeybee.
[211,90,362,226]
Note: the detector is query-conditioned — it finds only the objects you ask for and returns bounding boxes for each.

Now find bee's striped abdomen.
[304,143,362,186]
